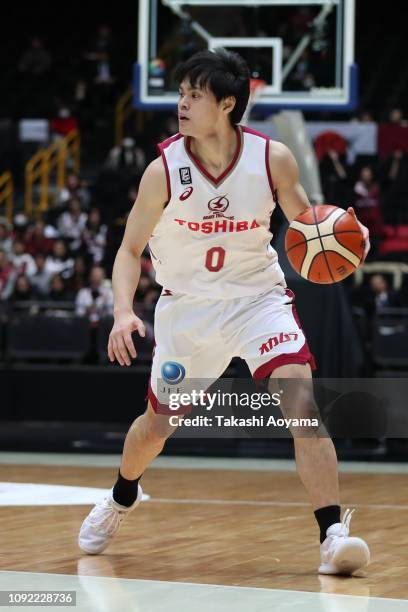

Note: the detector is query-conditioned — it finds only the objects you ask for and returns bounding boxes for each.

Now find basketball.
[285,205,365,284]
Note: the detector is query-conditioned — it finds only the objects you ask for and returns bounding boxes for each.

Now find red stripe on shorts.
[252,293,317,379]
[147,380,192,415]
[252,340,316,379]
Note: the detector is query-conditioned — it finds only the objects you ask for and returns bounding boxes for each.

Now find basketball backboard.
[135,0,357,112]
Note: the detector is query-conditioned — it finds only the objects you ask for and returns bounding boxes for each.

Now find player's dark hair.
[174,48,250,125]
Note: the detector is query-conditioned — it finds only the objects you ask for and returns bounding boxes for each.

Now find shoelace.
[89,498,128,535]
[339,508,355,536]
[324,508,356,557]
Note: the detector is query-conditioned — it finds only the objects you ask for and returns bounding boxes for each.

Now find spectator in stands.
[44,240,74,278]
[382,149,408,224]
[290,6,314,41]
[0,218,13,255]
[47,274,71,302]
[353,166,383,247]
[75,265,113,323]
[18,37,52,76]
[10,273,37,304]
[73,78,92,130]
[81,208,107,265]
[10,239,36,277]
[65,255,88,295]
[58,173,91,209]
[57,197,88,252]
[30,253,51,296]
[388,107,408,126]
[94,52,115,87]
[105,137,145,185]
[23,219,54,256]
[0,250,16,301]
[363,274,402,316]
[354,110,374,123]
[388,149,404,179]
[84,25,114,62]
[291,50,315,91]
[320,149,350,206]
[50,102,79,139]
[84,26,116,116]
[103,183,139,225]
[13,214,30,241]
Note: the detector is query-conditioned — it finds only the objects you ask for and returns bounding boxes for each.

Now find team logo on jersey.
[179,167,192,185]
[174,192,262,234]
[161,361,186,385]
[208,195,229,213]
[179,186,193,201]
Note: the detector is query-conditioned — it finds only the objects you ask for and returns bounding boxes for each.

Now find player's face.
[178,80,229,137]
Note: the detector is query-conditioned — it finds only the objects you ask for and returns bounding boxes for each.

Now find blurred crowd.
[319,107,408,260]
[0,170,160,323]
[11,25,124,125]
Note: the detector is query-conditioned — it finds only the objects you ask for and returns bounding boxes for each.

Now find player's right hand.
[108,311,146,366]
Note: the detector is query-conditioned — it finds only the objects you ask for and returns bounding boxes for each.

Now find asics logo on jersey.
[259,332,299,355]
[179,186,193,201]
[208,195,229,213]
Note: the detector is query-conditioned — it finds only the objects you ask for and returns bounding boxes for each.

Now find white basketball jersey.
[149,125,285,299]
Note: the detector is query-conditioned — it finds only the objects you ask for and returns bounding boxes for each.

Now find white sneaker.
[319,509,370,575]
[78,486,143,555]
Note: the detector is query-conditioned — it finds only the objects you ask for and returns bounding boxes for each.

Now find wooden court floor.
[0,461,407,600]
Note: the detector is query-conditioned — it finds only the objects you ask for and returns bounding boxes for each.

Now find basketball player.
[79,49,371,575]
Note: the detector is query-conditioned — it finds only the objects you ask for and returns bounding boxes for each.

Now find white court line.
[150,497,408,511]
[0,570,407,610]
[0,483,150,506]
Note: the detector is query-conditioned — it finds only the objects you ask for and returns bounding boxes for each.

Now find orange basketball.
[285,205,365,284]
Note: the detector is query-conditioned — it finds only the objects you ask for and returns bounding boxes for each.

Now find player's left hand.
[347,206,370,267]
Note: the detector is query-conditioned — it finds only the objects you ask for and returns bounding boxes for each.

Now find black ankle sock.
[314,505,341,544]
[112,470,142,507]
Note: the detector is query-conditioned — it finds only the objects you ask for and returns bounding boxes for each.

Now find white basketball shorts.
[147,282,316,413]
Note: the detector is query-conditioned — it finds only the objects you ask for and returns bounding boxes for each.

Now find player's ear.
[222,96,236,116]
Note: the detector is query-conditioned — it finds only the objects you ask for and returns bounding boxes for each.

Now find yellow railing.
[115,87,133,147]
[25,129,80,217]
[0,172,13,222]
[64,129,81,177]
[115,86,154,147]
[25,148,47,217]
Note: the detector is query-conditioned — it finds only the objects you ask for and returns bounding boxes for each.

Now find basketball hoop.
[242,78,267,125]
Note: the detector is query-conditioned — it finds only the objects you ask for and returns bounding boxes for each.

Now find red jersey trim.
[252,342,317,379]
[185,125,242,186]
[147,380,192,416]
[157,133,183,203]
[241,125,276,197]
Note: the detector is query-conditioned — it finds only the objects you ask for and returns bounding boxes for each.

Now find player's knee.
[271,363,312,379]
[141,407,178,445]
[267,368,321,433]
